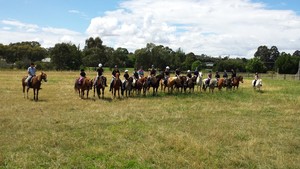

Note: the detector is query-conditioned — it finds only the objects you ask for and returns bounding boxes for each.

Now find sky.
[0,0,299,58]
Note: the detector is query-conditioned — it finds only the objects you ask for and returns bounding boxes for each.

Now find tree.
[111,47,129,68]
[275,52,299,74]
[50,43,82,70]
[254,45,280,71]
[82,37,106,67]
[293,50,300,57]
[191,60,202,71]
[246,57,267,73]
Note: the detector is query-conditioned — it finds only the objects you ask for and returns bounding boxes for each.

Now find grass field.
[0,70,299,168]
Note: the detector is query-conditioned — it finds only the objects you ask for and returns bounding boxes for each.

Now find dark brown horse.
[232,76,243,90]
[112,73,122,98]
[74,77,93,99]
[217,78,232,91]
[175,76,187,93]
[149,74,164,96]
[185,76,197,93]
[22,72,47,101]
[93,76,106,99]
[122,76,133,97]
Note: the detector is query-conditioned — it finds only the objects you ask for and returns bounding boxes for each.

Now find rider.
[148,65,156,85]
[194,68,199,78]
[78,69,86,85]
[164,66,170,85]
[231,69,236,84]
[123,69,130,90]
[25,62,36,87]
[253,72,259,87]
[223,70,228,79]
[215,71,220,81]
[133,68,139,80]
[109,65,120,91]
[187,70,192,81]
[94,63,106,86]
[205,71,212,86]
[175,68,181,78]
[138,66,144,78]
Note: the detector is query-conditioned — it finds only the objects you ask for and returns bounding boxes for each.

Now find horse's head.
[41,72,47,82]
[115,73,120,79]
[239,76,244,83]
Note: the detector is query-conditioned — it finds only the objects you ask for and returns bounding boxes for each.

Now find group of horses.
[21,71,263,101]
[73,72,245,99]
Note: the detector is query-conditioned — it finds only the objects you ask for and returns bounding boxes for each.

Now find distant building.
[205,62,214,71]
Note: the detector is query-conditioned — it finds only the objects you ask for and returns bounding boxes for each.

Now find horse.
[174,76,187,93]
[149,74,164,96]
[202,78,217,93]
[232,76,244,90]
[122,76,133,97]
[161,76,176,93]
[112,73,122,98]
[195,72,203,92]
[185,76,197,93]
[22,72,47,101]
[252,79,262,91]
[217,78,232,91]
[93,76,106,99]
[74,77,93,99]
[135,76,147,95]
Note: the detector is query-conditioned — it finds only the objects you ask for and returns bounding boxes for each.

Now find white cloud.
[86,0,300,57]
[0,20,84,48]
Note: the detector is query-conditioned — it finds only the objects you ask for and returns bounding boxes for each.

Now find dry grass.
[0,70,299,168]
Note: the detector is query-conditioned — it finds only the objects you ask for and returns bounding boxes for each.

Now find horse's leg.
[36,89,39,101]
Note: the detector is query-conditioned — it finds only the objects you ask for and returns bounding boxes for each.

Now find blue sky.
[0,0,299,57]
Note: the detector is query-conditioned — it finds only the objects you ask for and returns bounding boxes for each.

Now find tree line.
[0,37,299,74]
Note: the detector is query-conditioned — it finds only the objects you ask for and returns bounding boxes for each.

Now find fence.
[239,73,300,80]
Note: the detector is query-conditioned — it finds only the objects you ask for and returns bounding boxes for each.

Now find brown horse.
[175,76,187,93]
[232,76,244,90]
[217,78,232,91]
[74,77,93,99]
[122,76,133,97]
[93,76,106,99]
[135,77,147,95]
[112,73,122,98]
[22,72,47,101]
[161,77,176,93]
[149,74,164,96]
[185,76,197,93]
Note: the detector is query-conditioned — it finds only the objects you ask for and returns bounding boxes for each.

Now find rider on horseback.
[231,69,236,84]
[94,63,107,86]
[253,72,259,87]
[175,68,181,78]
[133,68,139,80]
[148,65,156,85]
[164,66,170,85]
[138,66,144,78]
[187,70,192,81]
[122,69,130,90]
[25,62,36,87]
[109,65,120,91]
[194,68,199,78]
[78,69,86,85]
[215,71,220,80]
[205,71,212,86]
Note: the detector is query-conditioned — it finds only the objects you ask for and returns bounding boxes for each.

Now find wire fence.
[239,73,300,80]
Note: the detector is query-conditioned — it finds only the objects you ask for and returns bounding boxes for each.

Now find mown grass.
[0,70,299,168]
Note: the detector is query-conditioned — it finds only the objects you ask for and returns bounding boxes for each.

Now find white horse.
[252,79,262,91]
[196,72,203,92]
[202,78,217,93]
